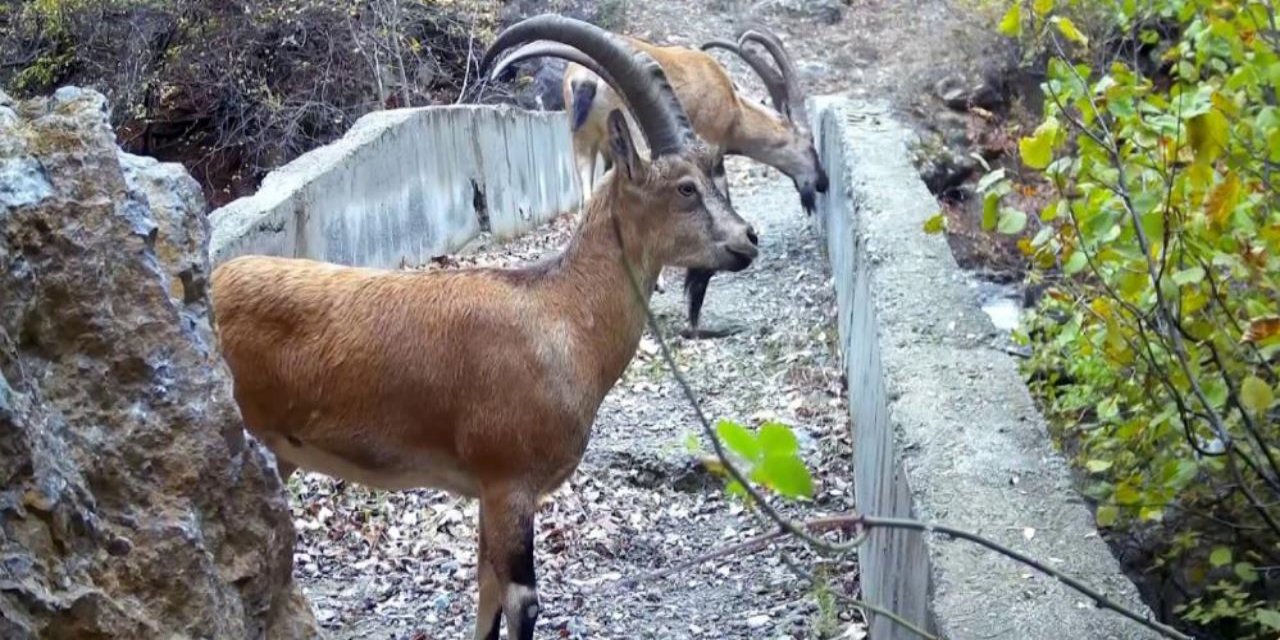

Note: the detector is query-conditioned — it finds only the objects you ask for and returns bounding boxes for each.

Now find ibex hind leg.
[474,485,540,640]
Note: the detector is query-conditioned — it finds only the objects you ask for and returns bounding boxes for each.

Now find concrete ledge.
[209,105,579,268]
[810,97,1159,639]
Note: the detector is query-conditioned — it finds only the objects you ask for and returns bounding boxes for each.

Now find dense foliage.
[929,0,1280,636]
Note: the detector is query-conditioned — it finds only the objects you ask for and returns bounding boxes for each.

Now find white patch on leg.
[504,584,537,614]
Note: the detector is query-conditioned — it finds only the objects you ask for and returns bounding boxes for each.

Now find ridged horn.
[481,14,694,157]
[492,42,621,94]
[738,27,806,125]
[701,38,789,117]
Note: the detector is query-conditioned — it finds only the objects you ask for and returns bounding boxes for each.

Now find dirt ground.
[287,1,1005,638]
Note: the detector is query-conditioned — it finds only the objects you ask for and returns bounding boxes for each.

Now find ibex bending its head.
[211,15,756,640]
[495,25,826,339]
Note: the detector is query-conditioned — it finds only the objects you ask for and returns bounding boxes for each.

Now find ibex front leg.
[475,485,540,640]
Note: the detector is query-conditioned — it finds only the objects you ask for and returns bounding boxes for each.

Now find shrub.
[930,1,1280,636]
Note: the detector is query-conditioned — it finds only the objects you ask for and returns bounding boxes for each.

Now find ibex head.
[484,15,758,274]
[704,28,830,213]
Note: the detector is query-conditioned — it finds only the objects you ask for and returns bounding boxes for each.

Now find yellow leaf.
[698,455,726,476]
[1241,376,1275,415]
[998,3,1022,37]
[1089,297,1113,319]
[1020,127,1055,169]
[1033,0,1054,16]
[1051,16,1089,46]
[1188,110,1229,165]
[923,213,946,234]
[1205,173,1241,226]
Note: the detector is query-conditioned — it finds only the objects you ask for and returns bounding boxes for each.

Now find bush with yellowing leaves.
[929,1,1280,636]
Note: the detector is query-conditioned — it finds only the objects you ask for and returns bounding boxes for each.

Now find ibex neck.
[547,192,661,395]
[730,100,791,161]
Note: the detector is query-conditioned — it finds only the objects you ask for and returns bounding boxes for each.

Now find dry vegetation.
[1,0,501,206]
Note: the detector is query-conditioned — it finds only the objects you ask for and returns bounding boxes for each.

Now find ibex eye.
[678,183,697,198]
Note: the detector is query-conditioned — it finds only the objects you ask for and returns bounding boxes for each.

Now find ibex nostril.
[747,227,759,245]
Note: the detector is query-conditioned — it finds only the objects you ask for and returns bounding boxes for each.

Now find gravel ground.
[286,2,1000,637]
[290,160,860,639]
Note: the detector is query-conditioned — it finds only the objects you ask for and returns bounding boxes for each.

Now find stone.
[0,87,318,639]
[934,74,1006,112]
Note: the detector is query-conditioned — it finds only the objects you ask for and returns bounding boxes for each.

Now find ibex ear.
[709,149,730,199]
[605,109,641,181]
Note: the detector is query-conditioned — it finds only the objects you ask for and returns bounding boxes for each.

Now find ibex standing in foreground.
[497,27,826,339]
[211,15,758,640]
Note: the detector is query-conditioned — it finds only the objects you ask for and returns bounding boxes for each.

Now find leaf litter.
[288,160,864,638]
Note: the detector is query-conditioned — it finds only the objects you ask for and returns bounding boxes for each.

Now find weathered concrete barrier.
[810,97,1159,639]
[209,105,579,268]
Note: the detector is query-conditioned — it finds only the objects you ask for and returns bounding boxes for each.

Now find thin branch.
[595,516,859,594]
[605,196,1195,640]
[859,516,1193,640]
[607,213,863,555]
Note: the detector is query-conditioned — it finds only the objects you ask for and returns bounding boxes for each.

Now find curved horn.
[738,28,806,124]
[492,41,624,98]
[700,38,789,116]
[481,15,694,157]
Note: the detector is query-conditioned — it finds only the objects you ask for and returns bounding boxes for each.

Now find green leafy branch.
[606,206,1194,640]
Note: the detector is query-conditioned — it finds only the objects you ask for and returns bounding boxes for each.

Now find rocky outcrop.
[0,87,318,639]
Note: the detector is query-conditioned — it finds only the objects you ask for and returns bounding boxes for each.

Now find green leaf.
[760,455,814,499]
[997,208,1027,235]
[1096,505,1118,527]
[1086,459,1113,473]
[1032,0,1054,16]
[1171,267,1205,286]
[1051,16,1089,46]
[683,433,701,454]
[1240,376,1274,415]
[1139,505,1164,522]
[1115,483,1141,505]
[1064,251,1088,275]
[982,193,999,231]
[923,213,946,235]
[976,168,1007,193]
[725,480,747,501]
[759,422,799,456]
[1256,609,1280,631]
[997,3,1022,37]
[716,420,761,463]
[1235,562,1259,583]
[1209,546,1232,567]
[1030,225,1054,248]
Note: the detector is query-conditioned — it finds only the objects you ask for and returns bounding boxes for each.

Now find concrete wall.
[810,97,1160,639]
[208,105,579,268]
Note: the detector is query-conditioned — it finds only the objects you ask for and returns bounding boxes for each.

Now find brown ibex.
[496,26,826,339]
[210,15,758,640]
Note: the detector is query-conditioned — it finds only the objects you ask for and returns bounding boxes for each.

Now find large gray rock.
[0,87,318,639]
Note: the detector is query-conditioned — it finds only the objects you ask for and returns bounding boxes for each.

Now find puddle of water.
[982,296,1022,332]
[967,277,1023,333]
